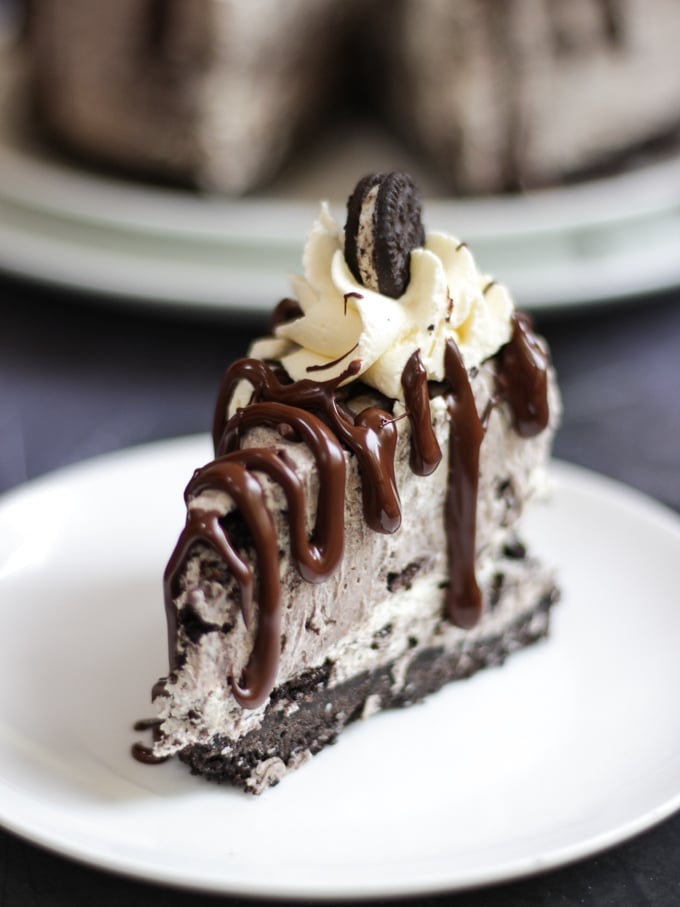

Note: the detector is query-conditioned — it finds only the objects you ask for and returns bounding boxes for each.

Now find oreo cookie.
[344,171,425,298]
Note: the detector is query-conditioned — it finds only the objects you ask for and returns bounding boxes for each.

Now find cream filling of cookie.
[356,184,380,291]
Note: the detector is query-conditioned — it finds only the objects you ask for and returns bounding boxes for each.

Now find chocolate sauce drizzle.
[213,358,401,534]
[134,308,551,763]
[496,312,550,437]
[442,339,485,628]
[402,349,442,476]
[270,297,303,331]
[131,719,168,764]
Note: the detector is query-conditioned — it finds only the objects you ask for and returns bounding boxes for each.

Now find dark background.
[0,273,679,906]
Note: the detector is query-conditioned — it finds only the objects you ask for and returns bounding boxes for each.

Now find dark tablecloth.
[0,274,678,906]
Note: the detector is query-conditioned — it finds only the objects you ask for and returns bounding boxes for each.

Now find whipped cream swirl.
[256,203,514,401]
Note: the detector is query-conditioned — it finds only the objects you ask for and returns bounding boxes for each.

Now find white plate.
[0,438,679,899]
[2,46,680,313]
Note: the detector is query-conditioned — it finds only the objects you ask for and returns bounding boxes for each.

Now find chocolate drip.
[443,340,485,629]
[270,297,303,331]
[132,719,168,764]
[306,343,360,373]
[401,350,442,476]
[164,490,278,709]
[496,312,550,438]
[401,346,484,628]
[344,291,363,315]
[210,412,346,584]
[214,359,401,534]
[164,409,345,710]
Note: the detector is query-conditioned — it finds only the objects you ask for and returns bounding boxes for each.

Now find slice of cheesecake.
[134,173,561,792]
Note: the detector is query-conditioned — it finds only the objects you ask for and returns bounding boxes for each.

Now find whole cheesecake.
[133,173,562,792]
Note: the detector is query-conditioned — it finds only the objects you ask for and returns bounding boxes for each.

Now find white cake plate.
[0,438,679,899]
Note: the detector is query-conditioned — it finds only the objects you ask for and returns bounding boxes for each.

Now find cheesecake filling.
[167,314,550,712]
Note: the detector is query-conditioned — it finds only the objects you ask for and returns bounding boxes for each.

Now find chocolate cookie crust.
[178,588,558,792]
